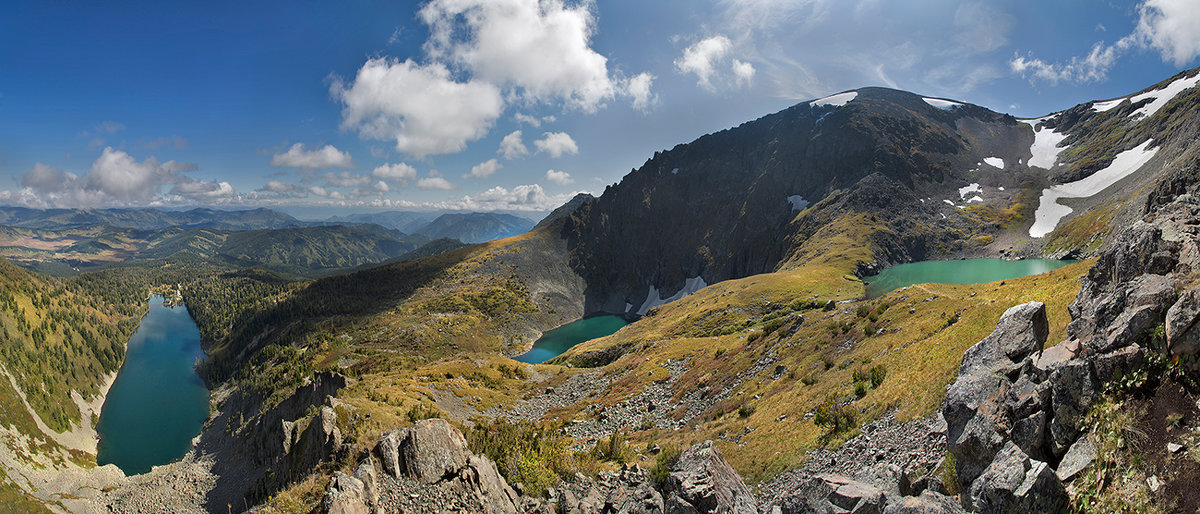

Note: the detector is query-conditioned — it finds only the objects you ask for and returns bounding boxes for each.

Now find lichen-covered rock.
[966,442,1066,513]
[1056,437,1096,482]
[775,473,887,514]
[1167,288,1200,357]
[882,491,965,514]
[665,441,756,513]
[944,302,1047,486]
[374,419,472,484]
[1047,359,1097,457]
[323,471,369,514]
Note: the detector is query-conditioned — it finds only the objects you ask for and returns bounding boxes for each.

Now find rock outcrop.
[664,441,756,513]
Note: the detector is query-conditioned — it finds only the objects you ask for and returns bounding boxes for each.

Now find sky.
[1,0,1198,218]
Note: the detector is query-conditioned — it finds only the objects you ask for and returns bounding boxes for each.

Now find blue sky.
[1,0,1198,217]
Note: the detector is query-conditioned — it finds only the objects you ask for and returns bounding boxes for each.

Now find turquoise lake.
[96,295,209,475]
[863,258,1077,298]
[515,315,628,364]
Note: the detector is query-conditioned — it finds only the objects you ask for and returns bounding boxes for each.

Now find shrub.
[467,418,591,497]
[593,429,628,463]
[869,365,887,388]
[801,375,818,386]
[854,382,868,398]
[738,404,756,418]
[650,445,682,485]
[813,395,856,433]
[856,305,870,318]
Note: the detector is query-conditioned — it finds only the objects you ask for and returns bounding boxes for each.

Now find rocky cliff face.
[563,87,1040,314]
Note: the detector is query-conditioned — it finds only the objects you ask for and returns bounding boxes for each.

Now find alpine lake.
[863,258,1078,298]
[515,315,628,364]
[95,295,209,475]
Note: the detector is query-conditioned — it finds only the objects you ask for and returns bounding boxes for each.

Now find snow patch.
[1022,120,1068,170]
[923,98,963,110]
[966,195,984,203]
[671,168,679,175]
[1029,140,1160,238]
[638,277,708,316]
[998,186,1005,191]
[943,199,955,206]
[958,183,982,200]
[983,157,1005,169]
[787,195,809,211]
[1129,74,1200,120]
[811,91,857,108]
[1092,98,1124,112]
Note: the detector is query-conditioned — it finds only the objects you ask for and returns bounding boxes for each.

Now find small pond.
[863,258,1078,298]
[96,295,209,475]
[515,315,628,364]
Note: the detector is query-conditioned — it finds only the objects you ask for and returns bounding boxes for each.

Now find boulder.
[1056,437,1096,483]
[288,406,343,483]
[1096,305,1159,353]
[1093,344,1147,383]
[966,442,1066,513]
[323,471,369,514]
[882,491,965,514]
[944,302,1047,485]
[1167,288,1200,357]
[374,419,472,484]
[353,456,379,512]
[462,454,519,514]
[773,474,886,514]
[665,441,756,513]
[1048,360,1097,457]
[1009,411,1048,462]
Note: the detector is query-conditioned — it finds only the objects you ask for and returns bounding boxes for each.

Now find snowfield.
[638,276,708,315]
[811,91,857,108]
[923,98,963,110]
[1023,119,1068,169]
[1029,140,1159,238]
[1091,99,1124,112]
[983,157,1005,169]
[1129,73,1200,120]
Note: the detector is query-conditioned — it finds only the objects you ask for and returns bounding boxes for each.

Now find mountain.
[0,223,430,277]
[534,193,594,229]
[414,212,536,243]
[324,210,439,233]
[0,207,304,231]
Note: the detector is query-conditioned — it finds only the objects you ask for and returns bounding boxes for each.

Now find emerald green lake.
[515,315,628,364]
[863,258,1077,298]
[96,295,209,475]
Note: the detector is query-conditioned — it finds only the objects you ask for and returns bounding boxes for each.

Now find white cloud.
[675,34,757,92]
[1010,42,1119,84]
[533,131,579,158]
[322,171,372,188]
[469,158,502,178]
[431,183,582,211]
[309,186,329,197]
[732,60,755,86]
[676,35,734,92]
[270,143,355,169]
[4,148,233,208]
[417,176,455,190]
[514,113,541,127]
[544,169,573,185]
[419,0,619,112]
[1127,0,1200,66]
[261,180,304,193]
[372,162,418,183]
[1012,0,1200,85]
[625,72,656,111]
[331,58,504,158]
[499,130,529,160]
[373,180,390,193]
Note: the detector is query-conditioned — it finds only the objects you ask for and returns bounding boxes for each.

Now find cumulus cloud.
[319,171,370,188]
[419,0,618,111]
[331,58,504,158]
[270,143,355,169]
[372,162,418,183]
[514,113,541,127]
[533,131,579,158]
[431,183,582,211]
[1012,0,1200,84]
[260,180,304,193]
[499,130,529,160]
[675,35,756,92]
[3,148,233,208]
[544,169,573,185]
[373,180,390,192]
[1126,0,1200,66]
[625,72,657,111]
[416,174,455,190]
[469,158,502,178]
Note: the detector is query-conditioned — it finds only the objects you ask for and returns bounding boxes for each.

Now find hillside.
[0,207,302,231]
